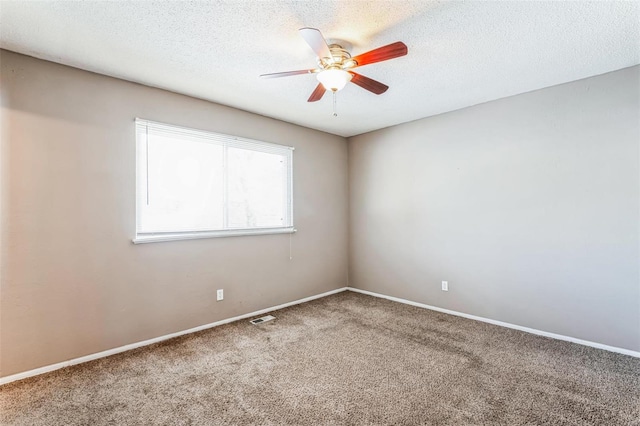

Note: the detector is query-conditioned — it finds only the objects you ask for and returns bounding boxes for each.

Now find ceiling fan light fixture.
[317,68,352,92]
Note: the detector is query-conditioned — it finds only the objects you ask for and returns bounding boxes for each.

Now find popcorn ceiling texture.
[0,1,638,137]
[2,292,639,425]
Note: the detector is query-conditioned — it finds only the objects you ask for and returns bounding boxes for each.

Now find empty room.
[1,1,639,425]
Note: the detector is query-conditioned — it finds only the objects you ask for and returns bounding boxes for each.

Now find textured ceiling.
[1,1,638,137]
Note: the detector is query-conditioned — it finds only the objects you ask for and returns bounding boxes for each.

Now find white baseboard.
[3,285,637,386]
[0,287,349,386]
[347,287,640,358]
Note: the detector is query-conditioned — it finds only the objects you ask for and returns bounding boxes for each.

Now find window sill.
[132,227,296,244]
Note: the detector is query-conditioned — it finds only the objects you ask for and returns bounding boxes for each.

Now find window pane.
[227,147,287,229]
[141,134,224,232]
[135,119,293,241]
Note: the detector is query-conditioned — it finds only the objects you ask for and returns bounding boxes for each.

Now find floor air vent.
[250,315,275,325]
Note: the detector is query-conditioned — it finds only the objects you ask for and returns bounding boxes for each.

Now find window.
[134,119,294,243]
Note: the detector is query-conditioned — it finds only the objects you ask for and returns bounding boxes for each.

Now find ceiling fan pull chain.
[333,91,338,117]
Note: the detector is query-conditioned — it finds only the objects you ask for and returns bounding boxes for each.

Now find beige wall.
[0,50,349,377]
[349,66,640,352]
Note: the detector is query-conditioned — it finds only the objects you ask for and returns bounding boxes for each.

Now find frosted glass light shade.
[317,69,353,92]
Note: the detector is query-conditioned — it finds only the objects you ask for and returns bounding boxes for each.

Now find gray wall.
[0,50,349,377]
[349,66,640,352]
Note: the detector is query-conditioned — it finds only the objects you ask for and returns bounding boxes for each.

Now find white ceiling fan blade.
[260,69,315,78]
[299,27,332,60]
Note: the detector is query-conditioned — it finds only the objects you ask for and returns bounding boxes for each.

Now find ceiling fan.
[260,28,408,103]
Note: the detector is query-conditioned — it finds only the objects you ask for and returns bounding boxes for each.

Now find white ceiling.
[1,1,638,137]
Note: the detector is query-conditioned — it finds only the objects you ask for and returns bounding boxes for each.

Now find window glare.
[144,135,224,232]
[227,147,286,229]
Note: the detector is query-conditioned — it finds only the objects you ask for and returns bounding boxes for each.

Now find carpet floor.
[1,291,639,425]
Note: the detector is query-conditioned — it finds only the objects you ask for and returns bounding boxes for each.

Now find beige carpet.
[1,291,639,425]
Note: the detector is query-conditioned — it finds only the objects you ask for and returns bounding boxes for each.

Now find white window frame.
[133,118,295,244]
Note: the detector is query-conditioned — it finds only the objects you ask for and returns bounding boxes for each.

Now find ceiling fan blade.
[348,72,389,95]
[307,83,326,102]
[299,27,332,60]
[351,41,408,67]
[260,69,315,79]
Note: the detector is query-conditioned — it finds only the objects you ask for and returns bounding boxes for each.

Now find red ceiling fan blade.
[307,83,326,102]
[348,72,389,95]
[299,27,332,59]
[260,69,316,79]
[351,41,408,67]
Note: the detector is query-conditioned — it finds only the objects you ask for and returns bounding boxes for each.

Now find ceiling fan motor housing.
[318,44,357,70]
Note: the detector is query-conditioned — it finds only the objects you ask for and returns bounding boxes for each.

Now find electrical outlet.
[216,289,224,301]
[441,281,449,292]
